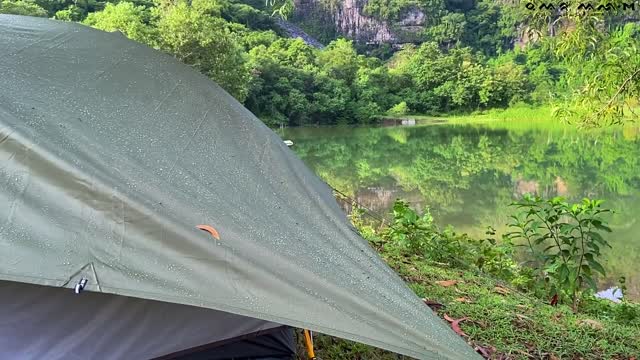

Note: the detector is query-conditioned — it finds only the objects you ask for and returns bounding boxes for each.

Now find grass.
[294,243,640,360]
[379,105,557,125]
[443,105,557,126]
[382,104,640,133]
[289,107,640,359]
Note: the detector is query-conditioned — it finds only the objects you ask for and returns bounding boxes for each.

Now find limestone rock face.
[294,0,427,44]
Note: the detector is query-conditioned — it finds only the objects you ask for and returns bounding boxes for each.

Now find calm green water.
[282,122,640,300]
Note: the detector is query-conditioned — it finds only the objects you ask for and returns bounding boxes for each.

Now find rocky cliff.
[275,18,326,48]
[293,0,427,44]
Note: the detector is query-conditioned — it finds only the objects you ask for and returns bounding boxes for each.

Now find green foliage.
[507,195,613,310]
[580,294,640,325]
[458,0,514,56]
[524,0,640,126]
[317,38,360,85]
[384,200,437,253]
[83,2,153,43]
[265,0,292,19]
[31,0,640,125]
[387,101,409,116]
[244,37,392,125]
[41,0,575,125]
[0,0,48,17]
[82,0,250,101]
[389,42,533,113]
[362,0,422,21]
[31,0,118,19]
[54,5,85,21]
[153,1,250,100]
[425,12,465,49]
[223,2,276,31]
[381,200,535,289]
[471,227,529,286]
[321,199,639,358]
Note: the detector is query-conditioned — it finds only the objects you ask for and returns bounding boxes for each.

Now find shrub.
[361,197,618,311]
[506,195,613,310]
[0,0,47,17]
[54,5,84,21]
[382,200,474,265]
[471,227,522,283]
[386,101,410,116]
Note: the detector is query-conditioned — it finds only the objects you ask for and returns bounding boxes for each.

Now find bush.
[373,196,617,310]
[0,0,47,17]
[383,200,478,266]
[506,195,613,310]
[54,5,84,21]
[386,101,410,116]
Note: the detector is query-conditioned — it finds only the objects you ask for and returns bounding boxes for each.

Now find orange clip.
[196,225,220,240]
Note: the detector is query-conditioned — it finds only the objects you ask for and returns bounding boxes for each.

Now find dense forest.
[1,0,639,127]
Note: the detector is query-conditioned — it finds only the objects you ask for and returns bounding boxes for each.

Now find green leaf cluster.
[507,195,614,310]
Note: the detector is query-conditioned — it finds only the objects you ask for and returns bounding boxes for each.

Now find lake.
[282,120,640,300]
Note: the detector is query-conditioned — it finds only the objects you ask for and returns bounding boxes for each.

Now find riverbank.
[380,105,640,132]
[299,227,640,359]
[380,105,564,128]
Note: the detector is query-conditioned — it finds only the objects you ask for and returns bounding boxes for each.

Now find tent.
[0,14,481,360]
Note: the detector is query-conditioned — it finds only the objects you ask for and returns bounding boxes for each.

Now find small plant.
[472,227,518,280]
[507,195,613,311]
[384,200,436,253]
[467,227,535,290]
[383,200,471,265]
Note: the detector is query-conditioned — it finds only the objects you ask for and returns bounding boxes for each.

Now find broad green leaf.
[588,259,606,276]
[559,263,570,281]
[584,275,598,291]
[587,231,608,246]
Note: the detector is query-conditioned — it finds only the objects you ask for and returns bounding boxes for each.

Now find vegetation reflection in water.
[283,122,640,299]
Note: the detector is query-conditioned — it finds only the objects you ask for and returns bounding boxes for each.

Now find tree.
[54,5,84,21]
[525,0,640,126]
[426,12,466,49]
[153,0,250,101]
[318,38,360,86]
[0,0,48,17]
[83,2,153,43]
[245,38,318,125]
[387,101,410,116]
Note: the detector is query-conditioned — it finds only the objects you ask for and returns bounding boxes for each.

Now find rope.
[325,182,389,225]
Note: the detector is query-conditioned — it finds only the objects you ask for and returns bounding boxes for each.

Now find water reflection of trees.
[292,123,634,218]
[287,124,640,298]
[289,125,640,217]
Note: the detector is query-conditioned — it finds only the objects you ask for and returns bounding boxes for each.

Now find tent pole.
[303,329,316,359]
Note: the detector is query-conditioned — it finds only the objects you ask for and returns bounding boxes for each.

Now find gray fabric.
[0,280,281,360]
[0,15,480,359]
[167,326,296,359]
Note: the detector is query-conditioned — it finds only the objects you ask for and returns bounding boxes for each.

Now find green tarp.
[0,14,480,359]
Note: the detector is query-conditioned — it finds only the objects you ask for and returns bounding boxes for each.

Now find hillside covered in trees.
[1,0,638,127]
